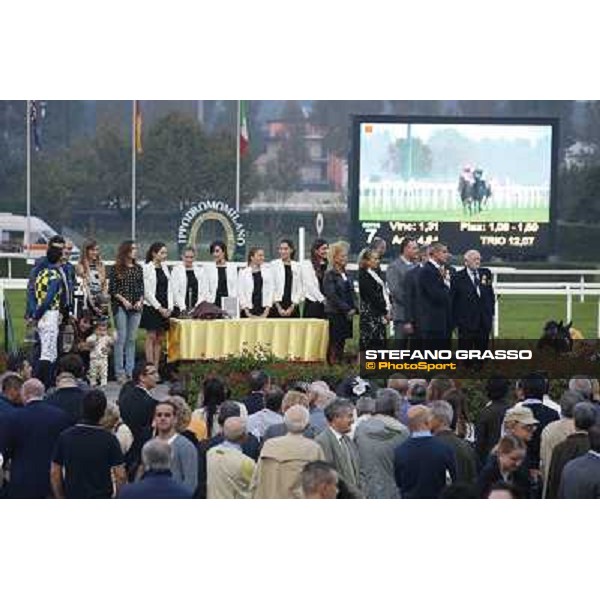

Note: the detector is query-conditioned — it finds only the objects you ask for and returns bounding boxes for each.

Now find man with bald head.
[252,405,325,498]
[451,249,495,354]
[207,416,256,499]
[393,405,457,498]
[0,378,70,498]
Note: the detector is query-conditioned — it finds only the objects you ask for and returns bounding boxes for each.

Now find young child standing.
[86,318,117,387]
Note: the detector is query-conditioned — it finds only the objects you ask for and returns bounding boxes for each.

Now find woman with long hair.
[238,246,274,318]
[108,240,144,383]
[301,238,328,319]
[141,242,174,374]
[201,377,228,438]
[358,248,390,350]
[442,388,476,442]
[271,238,303,318]
[202,240,239,309]
[75,239,108,317]
[323,241,356,364]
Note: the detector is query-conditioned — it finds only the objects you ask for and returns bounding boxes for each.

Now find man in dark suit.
[241,370,270,415]
[394,405,457,498]
[315,399,363,498]
[404,246,428,351]
[559,424,600,499]
[0,378,71,498]
[417,242,452,351]
[386,237,419,348]
[117,439,192,499]
[451,249,495,353]
[118,362,159,480]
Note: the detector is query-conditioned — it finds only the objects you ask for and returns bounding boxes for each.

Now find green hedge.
[174,349,569,420]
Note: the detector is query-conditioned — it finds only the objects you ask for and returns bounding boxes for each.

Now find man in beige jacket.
[251,405,325,499]
[207,417,256,499]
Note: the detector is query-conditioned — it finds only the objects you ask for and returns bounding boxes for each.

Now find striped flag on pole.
[239,100,249,157]
[134,100,143,154]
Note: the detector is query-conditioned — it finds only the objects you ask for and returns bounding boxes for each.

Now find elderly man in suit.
[451,249,495,353]
[417,242,452,351]
[315,398,363,498]
[559,424,600,499]
[386,237,419,348]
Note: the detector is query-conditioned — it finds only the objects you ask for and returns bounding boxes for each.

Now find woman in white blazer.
[141,242,174,368]
[171,246,204,312]
[270,238,303,318]
[301,238,329,319]
[202,240,238,308]
[238,246,274,318]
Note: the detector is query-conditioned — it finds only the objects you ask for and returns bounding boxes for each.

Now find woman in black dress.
[358,248,390,351]
[238,247,274,318]
[203,240,238,310]
[141,242,174,368]
[271,238,302,318]
[302,238,328,319]
[323,241,356,365]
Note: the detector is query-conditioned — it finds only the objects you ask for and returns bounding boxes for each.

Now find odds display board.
[177,199,247,259]
[349,116,558,258]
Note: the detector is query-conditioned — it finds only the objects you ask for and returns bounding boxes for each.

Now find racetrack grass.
[2,291,598,354]
[360,207,549,223]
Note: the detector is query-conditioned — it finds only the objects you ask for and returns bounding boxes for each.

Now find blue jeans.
[114,307,141,377]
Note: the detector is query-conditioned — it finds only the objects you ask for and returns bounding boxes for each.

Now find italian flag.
[239,100,249,157]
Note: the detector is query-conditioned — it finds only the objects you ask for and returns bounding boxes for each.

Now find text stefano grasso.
[363,349,533,361]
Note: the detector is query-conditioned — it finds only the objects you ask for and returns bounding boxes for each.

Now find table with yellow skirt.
[167,318,329,362]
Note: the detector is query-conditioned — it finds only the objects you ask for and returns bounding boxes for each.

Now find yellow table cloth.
[167,318,329,362]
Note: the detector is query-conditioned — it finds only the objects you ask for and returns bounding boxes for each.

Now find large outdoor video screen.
[350,116,558,259]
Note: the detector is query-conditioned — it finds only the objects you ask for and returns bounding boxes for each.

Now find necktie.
[472,270,481,297]
[340,435,356,482]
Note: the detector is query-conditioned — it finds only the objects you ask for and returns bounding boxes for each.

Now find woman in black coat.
[358,248,390,351]
[478,434,531,499]
[323,241,356,365]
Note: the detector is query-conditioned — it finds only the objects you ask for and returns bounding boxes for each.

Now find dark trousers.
[421,331,451,352]
[458,329,490,353]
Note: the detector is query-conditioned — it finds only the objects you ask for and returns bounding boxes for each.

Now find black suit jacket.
[451,267,494,333]
[417,262,452,336]
[358,269,387,316]
[241,392,265,416]
[404,265,422,327]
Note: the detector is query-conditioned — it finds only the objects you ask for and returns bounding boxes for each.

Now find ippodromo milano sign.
[177,200,247,258]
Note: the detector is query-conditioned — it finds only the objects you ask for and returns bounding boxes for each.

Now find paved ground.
[103,381,171,403]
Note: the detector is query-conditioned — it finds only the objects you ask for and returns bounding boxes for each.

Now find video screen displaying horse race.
[351,116,556,257]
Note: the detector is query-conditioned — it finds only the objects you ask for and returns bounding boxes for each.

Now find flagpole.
[131,100,136,241]
[236,100,241,213]
[26,101,31,258]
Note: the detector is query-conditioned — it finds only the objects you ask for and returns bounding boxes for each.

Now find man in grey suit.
[559,424,600,499]
[386,238,419,347]
[316,399,363,498]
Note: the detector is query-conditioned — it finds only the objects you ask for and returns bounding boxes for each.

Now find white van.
[0,213,80,260]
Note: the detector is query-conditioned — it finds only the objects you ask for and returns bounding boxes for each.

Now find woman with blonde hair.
[100,401,134,455]
[323,241,356,364]
[76,239,108,317]
[358,248,390,351]
[478,434,530,498]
